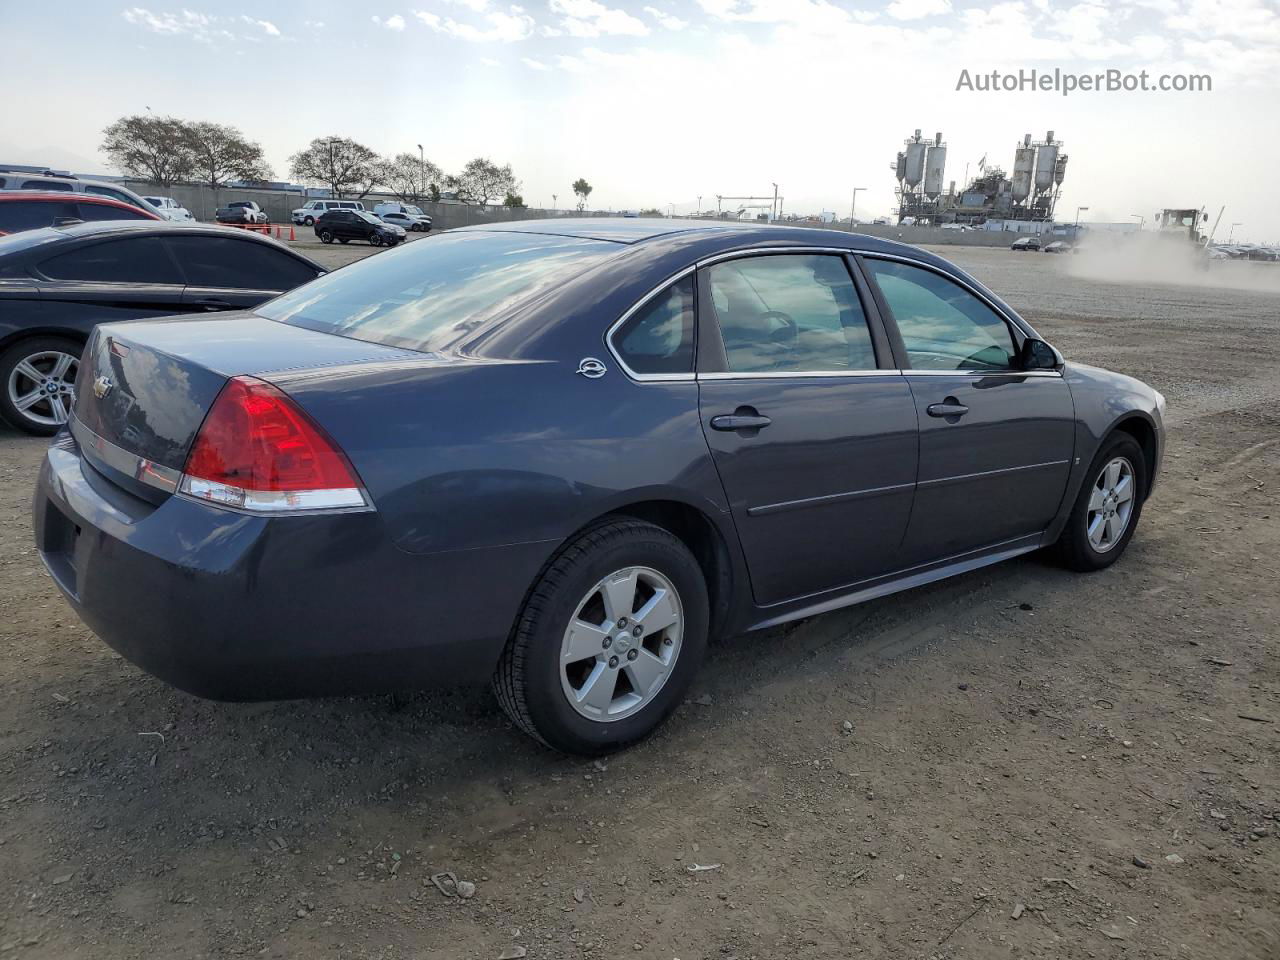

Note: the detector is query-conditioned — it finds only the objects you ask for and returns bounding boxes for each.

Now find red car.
[0,191,162,236]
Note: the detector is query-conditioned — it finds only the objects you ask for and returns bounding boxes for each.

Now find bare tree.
[100,114,194,187]
[572,178,593,211]
[185,121,272,190]
[382,152,444,203]
[288,137,382,198]
[449,158,519,207]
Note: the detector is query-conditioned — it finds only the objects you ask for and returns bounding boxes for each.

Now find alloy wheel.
[559,566,683,722]
[7,350,78,428]
[1087,456,1135,553]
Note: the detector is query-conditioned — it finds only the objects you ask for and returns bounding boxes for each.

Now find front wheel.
[0,336,82,435]
[494,519,709,755]
[318,229,333,244]
[369,234,382,247]
[1054,433,1147,571]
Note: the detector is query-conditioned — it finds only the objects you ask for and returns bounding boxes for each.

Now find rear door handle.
[710,414,772,431]
[926,400,970,418]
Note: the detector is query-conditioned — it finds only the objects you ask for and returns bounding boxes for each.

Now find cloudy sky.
[5,1,1279,240]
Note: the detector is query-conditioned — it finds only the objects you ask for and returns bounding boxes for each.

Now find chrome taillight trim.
[178,476,371,514]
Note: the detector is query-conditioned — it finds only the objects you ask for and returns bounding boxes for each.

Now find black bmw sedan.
[33,219,1165,754]
[0,221,324,434]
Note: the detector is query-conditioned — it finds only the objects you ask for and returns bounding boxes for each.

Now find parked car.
[378,211,432,232]
[142,196,194,222]
[0,170,164,215]
[1011,236,1042,251]
[0,191,161,236]
[215,201,269,224]
[32,219,1165,754]
[0,221,322,434]
[314,210,405,246]
[292,199,366,226]
[373,202,432,231]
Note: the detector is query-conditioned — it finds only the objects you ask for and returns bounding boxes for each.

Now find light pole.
[1074,205,1089,227]
[552,193,558,211]
[1130,214,1144,231]
[849,187,866,231]
[323,137,341,198]
[417,143,425,201]
[696,195,702,218]
[771,182,778,221]
[1228,222,1242,242]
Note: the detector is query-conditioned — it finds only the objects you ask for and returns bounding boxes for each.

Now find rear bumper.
[33,433,552,701]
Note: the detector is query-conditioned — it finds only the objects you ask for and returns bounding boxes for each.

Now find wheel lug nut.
[608,656,619,668]
[632,625,643,637]
[616,617,628,628]
[602,637,612,649]
[627,649,638,661]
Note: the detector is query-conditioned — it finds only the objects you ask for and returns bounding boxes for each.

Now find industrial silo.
[904,139,926,188]
[1034,131,1059,195]
[1054,154,1068,186]
[1012,134,1035,203]
[895,151,907,183]
[923,132,946,199]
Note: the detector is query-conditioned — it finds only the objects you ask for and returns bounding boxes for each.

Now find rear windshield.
[258,230,616,353]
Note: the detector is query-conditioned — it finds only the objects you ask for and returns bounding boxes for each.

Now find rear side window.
[165,235,319,290]
[21,179,74,192]
[260,230,615,353]
[612,275,695,375]
[0,200,79,233]
[863,259,1017,371]
[40,237,182,284]
[75,202,154,222]
[83,185,141,208]
[706,254,878,373]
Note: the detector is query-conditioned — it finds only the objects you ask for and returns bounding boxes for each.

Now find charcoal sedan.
[33,220,1164,754]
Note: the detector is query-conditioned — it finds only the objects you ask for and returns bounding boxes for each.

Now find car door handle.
[710,413,772,431]
[926,400,970,418]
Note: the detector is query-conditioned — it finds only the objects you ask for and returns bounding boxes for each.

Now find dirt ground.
[0,244,1277,959]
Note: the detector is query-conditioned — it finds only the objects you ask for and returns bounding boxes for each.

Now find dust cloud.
[1067,234,1280,294]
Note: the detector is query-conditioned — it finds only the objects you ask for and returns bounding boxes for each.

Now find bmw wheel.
[318,229,334,244]
[494,518,708,754]
[0,336,81,436]
[1055,433,1147,571]
[369,234,382,247]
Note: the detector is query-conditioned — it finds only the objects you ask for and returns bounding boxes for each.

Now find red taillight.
[180,376,367,512]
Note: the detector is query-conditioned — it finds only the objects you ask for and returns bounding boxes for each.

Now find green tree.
[502,191,525,209]
[185,121,271,190]
[572,178,593,211]
[100,114,194,187]
[289,136,382,198]
[383,152,444,203]
[449,158,518,207]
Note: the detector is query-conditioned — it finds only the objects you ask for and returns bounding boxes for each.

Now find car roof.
[455,216,941,258]
[0,219,322,267]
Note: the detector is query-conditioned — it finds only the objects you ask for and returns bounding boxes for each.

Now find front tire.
[494,518,709,755]
[0,336,82,435]
[1054,433,1147,571]
[369,234,382,247]
[318,229,333,244]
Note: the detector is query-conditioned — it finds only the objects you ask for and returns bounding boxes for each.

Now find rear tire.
[1054,433,1147,572]
[0,336,82,436]
[493,518,709,755]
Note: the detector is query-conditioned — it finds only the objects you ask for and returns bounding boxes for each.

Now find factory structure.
[893,129,1068,227]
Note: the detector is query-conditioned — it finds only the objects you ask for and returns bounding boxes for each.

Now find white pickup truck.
[215,200,269,224]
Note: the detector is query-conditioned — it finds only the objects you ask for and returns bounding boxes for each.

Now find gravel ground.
[0,244,1277,959]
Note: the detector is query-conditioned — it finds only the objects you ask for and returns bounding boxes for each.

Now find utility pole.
[849,187,866,231]
[552,193,558,211]
[771,182,778,221]
[417,143,425,202]
[696,195,702,218]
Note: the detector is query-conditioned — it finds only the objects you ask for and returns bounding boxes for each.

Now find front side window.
[0,200,79,233]
[165,236,319,290]
[612,274,695,375]
[40,237,182,284]
[260,230,615,353]
[864,259,1017,371]
[83,185,140,208]
[706,254,877,373]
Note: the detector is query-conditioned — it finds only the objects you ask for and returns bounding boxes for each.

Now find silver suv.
[0,170,162,217]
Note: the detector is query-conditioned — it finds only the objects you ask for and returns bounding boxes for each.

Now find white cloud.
[413,5,535,41]
[373,13,407,31]
[643,5,688,29]
[886,0,951,20]
[549,0,649,37]
[121,8,281,43]
[522,56,550,69]
[240,15,280,36]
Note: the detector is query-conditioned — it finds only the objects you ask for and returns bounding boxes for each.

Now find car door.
[693,252,919,606]
[35,236,188,319]
[167,234,322,310]
[860,256,1075,563]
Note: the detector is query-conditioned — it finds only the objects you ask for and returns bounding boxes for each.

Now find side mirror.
[1019,337,1062,371]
